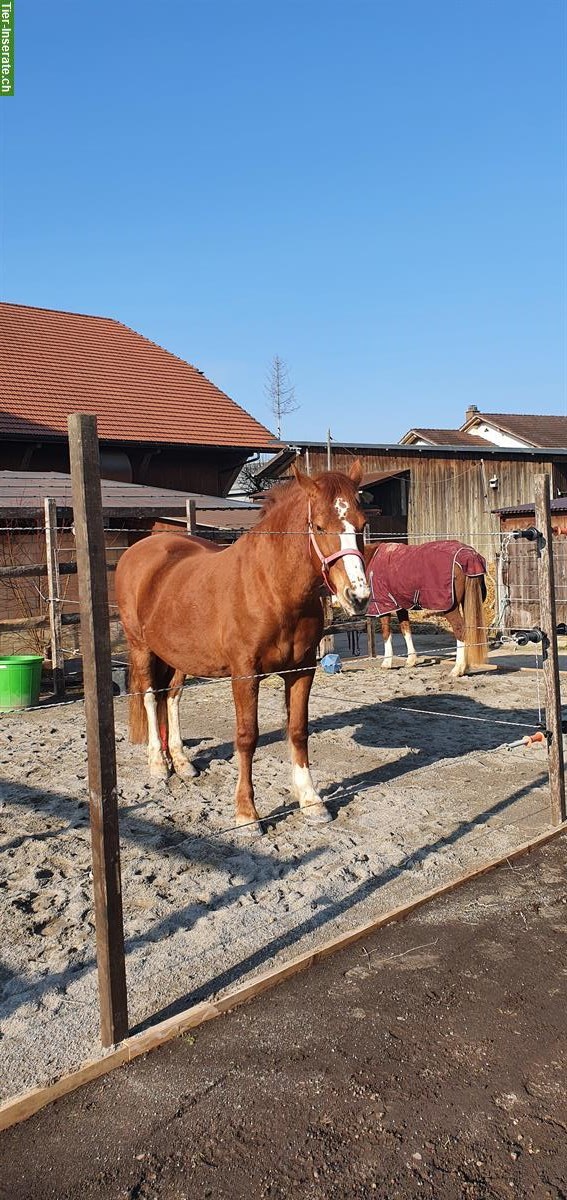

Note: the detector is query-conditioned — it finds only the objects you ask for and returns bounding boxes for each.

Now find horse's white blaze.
[292,763,320,807]
[334,499,370,599]
[144,689,162,761]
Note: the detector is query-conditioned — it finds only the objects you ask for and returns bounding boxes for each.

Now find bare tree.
[265,355,299,439]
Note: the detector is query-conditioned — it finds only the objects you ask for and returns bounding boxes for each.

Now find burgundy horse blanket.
[366,540,487,618]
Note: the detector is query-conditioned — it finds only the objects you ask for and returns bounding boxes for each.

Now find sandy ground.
[0,633,564,1104]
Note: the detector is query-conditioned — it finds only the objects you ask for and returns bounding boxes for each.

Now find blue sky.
[1,0,565,443]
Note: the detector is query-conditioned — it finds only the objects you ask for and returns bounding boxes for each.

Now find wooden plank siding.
[0,523,129,656]
[499,513,567,631]
[304,449,558,556]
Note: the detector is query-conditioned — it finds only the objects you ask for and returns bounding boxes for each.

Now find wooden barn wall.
[0,524,129,656]
[304,450,555,555]
[499,514,567,630]
[0,444,251,497]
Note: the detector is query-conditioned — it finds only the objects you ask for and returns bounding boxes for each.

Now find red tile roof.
[0,303,279,450]
[400,428,495,446]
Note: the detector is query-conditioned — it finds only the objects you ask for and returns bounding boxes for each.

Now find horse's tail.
[128,654,170,746]
[128,667,148,744]
[464,575,488,668]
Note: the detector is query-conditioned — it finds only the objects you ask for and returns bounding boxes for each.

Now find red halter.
[308,501,366,594]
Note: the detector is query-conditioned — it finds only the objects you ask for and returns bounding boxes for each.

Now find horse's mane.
[253,471,358,530]
[254,479,298,528]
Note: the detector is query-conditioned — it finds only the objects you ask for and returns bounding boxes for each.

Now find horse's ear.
[348,458,363,488]
[292,462,318,497]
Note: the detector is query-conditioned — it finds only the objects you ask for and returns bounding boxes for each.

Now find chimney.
[465,404,479,424]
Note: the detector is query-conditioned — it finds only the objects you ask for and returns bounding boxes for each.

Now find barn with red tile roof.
[0,303,279,495]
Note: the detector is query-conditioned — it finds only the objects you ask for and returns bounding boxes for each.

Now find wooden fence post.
[534,474,566,826]
[318,596,335,658]
[44,497,65,698]
[363,525,377,656]
[68,414,129,1046]
[366,616,377,658]
[186,499,197,534]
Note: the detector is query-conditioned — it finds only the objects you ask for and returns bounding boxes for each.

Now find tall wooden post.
[44,497,65,698]
[534,474,566,826]
[186,499,197,534]
[68,414,128,1046]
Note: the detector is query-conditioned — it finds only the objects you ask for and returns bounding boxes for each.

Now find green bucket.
[0,655,44,711]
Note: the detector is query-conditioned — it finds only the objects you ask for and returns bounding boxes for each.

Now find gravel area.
[0,640,559,1103]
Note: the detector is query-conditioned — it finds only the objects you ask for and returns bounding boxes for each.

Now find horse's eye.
[316,525,325,534]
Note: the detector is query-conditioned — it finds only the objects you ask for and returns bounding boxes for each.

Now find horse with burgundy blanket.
[116,462,370,833]
[363,540,488,677]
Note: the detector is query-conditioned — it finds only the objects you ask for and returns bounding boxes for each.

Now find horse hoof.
[235,816,264,838]
[406,655,418,668]
[303,804,332,825]
[174,759,199,780]
[149,759,169,780]
[381,659,394,670]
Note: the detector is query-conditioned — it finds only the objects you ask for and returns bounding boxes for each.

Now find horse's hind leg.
[285,666,330,824]
[167,670,198,780]
[128,643,171,779]
[446,607,467,677]
[398,609,418,667]
[381,615,394,668]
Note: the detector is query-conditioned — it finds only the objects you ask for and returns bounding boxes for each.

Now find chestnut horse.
[363,541,488,678]
[115,463,370,831]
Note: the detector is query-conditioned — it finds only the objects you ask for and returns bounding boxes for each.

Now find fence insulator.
[514,627,545,646]
[512,526,540,541]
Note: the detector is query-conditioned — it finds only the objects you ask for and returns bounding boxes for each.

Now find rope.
[0,650,547,732]
[4,522,565,545]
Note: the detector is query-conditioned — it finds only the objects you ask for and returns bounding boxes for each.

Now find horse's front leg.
[231,674,262,832]
[381,615,394,669]
[398,608,418,668]
[285,666,331,825]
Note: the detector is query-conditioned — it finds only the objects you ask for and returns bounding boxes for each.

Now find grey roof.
[274,440,567,458]
[495,496,567,517]
[0,471,261,518]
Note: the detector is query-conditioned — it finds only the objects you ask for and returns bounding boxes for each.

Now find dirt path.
[2,836,566,1200]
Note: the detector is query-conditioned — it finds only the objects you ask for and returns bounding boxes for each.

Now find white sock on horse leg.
[451,639,467,677]
[382,634,394,668]
[291,763,329,822]
[292,763,322,806]
[167,692,184,760]
[144,689,166,771]
[403,629,417,664]
[167,691,196,776]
